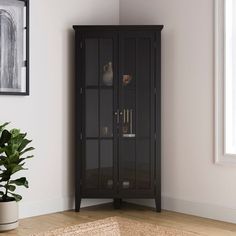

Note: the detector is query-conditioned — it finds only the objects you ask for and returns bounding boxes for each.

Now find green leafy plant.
[0,122,34,202]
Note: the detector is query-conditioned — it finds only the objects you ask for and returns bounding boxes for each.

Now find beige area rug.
[32,216,200,236]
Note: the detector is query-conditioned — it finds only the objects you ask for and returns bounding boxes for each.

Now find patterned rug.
[32,216,200,236]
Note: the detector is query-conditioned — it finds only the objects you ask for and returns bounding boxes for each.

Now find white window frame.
[215,0,236,164]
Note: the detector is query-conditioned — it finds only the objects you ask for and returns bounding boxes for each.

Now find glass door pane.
[101,140,113,189]
[119,33,154,193]
[136,38,152,189]
[85,39,99,86]
[121,38,136,138]
[136,38,151,138]
[100,89,113,137]
[100,39,113,87]
[84,35,116,193]
[86,90,98,137]
[85,140,99,189]
[119,37,136,191]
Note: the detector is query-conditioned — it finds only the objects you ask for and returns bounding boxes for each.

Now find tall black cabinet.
[73,26,163,212]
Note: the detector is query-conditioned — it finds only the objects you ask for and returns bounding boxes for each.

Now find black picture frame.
[0,0,29,96]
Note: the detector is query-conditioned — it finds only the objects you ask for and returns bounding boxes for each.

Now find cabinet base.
[155,197,161,212]
[74,198,161,212]
[75,198,81,212]
[113,198,122,209]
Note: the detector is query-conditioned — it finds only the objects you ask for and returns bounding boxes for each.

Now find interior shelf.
[86,85,113,89]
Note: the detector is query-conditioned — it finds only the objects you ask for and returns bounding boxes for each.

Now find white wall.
[2,0,236,223]
[120,0,236,224]
[0,0,119,218]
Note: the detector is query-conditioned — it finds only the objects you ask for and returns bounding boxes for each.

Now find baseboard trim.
[19,197,111,219]
[20,196,236,224]
[127,196,236,224]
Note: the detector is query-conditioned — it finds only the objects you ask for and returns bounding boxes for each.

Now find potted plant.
[0,122,34,232]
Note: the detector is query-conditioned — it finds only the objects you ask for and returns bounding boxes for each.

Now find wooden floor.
[2,202,236,236]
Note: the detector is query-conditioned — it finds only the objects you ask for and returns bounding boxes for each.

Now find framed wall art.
[0,0,29,95]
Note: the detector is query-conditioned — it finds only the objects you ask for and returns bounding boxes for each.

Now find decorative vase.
[102,62,113,86]
[122,74,132,86]
[0,201,18,232]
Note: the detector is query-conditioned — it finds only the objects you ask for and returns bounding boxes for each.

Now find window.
[225,0,236,154]
[215,0,236,164]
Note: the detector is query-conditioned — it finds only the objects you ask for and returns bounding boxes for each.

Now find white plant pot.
[0,201,18,232]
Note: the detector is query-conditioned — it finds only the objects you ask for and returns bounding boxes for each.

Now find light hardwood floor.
[2,202,236,236]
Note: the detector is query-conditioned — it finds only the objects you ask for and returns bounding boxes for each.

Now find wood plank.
[1,203,236,236]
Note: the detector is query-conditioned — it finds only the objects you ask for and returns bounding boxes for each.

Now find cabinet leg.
[113,198,122,209]
[155,197,161,212]
[75,198,81,212]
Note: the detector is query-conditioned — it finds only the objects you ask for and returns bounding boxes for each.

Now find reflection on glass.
[136,38,151,138]
[101,140,113,189]
[120,139,135,189]
[101,126,109,137]
[85,140,99,189]
[100,90,113,137]
[107,179,113,188]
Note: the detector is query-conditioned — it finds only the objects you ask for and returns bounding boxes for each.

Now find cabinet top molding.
[73,25,164,31]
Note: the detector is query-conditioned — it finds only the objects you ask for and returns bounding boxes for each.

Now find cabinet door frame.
[75,31,82,210]
[155,31,162,208]
[75,28,162,201]
[79,31,119,198]
[118,31,156,197]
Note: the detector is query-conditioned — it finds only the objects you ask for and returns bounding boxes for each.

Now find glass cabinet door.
[83,35,117,193]
[119,32,155,194]
[82,32,155,196]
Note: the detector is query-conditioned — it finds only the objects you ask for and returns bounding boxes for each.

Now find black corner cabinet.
[73,25,163,212]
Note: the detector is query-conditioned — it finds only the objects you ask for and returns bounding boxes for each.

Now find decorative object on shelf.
[0,122,34,231]
[122,109,136,138]
[122,75,132,86]
[107,179,113,188]
[102,62,113,86]
[122,181,130,189]
[122,109,129,134]
[101,126,109,137]
[123,133,136,138]
[0,0,29,95]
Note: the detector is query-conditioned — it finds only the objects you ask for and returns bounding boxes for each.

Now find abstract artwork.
[0,0,29,95]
